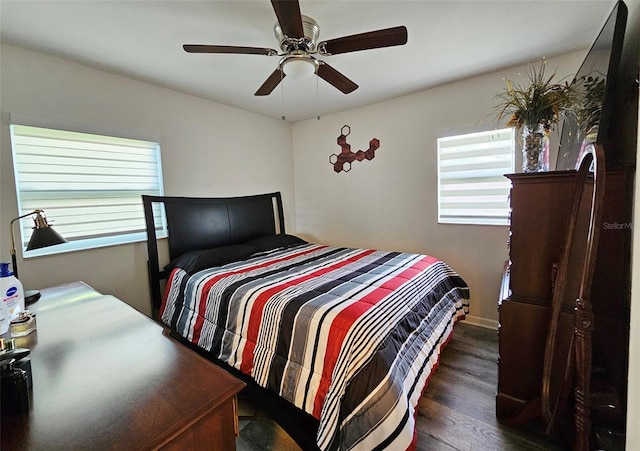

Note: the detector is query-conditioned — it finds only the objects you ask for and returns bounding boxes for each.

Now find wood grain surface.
[1,282,245,450]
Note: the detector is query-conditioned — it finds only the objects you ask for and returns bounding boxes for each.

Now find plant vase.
[522,124,549,172]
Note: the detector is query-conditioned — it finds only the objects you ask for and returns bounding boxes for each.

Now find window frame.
[9,121,166,258]
[437,128,515,226]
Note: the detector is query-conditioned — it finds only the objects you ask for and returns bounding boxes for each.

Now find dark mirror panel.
[556,1,627,170]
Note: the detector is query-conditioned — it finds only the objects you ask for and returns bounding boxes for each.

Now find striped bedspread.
[161,243,469,450]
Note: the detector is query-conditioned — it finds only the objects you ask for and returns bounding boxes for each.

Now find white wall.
[0,44,294,316]
[292,52,585,324]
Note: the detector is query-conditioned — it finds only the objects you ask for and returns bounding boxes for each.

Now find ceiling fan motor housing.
[274,15,319,53]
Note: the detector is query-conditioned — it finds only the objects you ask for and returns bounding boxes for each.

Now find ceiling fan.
[183,0,408,96]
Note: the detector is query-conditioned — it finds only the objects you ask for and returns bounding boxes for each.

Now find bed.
[142,192,469,450]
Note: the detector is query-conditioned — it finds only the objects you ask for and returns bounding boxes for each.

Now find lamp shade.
[26,226,67,251]
[9,209,67,283]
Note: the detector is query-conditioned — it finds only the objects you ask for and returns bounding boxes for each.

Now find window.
[437,128,514,226]
[10,124,165,257]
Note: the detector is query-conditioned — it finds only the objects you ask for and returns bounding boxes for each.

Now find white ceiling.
[0,0,616,122]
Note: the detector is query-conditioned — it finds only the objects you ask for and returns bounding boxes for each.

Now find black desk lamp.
[9,209,67,303]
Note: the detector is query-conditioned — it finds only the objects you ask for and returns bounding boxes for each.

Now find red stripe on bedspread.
[313,254,440,418]
[240,248,376,375]
[192,245,323,343]
[159,269,176,316]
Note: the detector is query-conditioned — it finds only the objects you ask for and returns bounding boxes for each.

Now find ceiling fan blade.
[255,68,286,96]
[271,0,304,38]
[317,63,358,94]
[183,45,277,56]
[318,26,408,55]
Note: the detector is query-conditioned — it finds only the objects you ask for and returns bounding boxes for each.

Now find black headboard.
[142,192,285,317]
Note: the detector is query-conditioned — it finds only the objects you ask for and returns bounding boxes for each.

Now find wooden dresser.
[496,168,633,436]
[0,282,245,450]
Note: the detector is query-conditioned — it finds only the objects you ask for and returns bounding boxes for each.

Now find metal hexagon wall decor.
[329,125,380,173]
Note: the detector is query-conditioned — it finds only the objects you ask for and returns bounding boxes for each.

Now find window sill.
[23,231,167,258]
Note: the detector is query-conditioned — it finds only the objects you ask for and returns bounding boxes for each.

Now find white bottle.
[0,262,25,322]
[0,295,8,334]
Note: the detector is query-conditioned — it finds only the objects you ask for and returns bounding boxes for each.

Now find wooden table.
[1,282,245,450]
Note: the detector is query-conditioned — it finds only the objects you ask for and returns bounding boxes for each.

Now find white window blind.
[10,124,165,256]
[437,128,514,226]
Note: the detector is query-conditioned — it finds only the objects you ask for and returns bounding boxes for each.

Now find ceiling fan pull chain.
[280,70,286,121]
[316,74,320,120]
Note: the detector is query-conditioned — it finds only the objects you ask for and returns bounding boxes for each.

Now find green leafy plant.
[494,62,578,134]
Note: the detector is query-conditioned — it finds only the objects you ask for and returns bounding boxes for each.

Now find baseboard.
[463,314,498,330]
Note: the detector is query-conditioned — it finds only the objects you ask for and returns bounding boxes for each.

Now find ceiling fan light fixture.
[282,57,316,79]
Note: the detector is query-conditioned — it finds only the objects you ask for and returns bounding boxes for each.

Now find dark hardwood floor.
[236,321,565,451]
